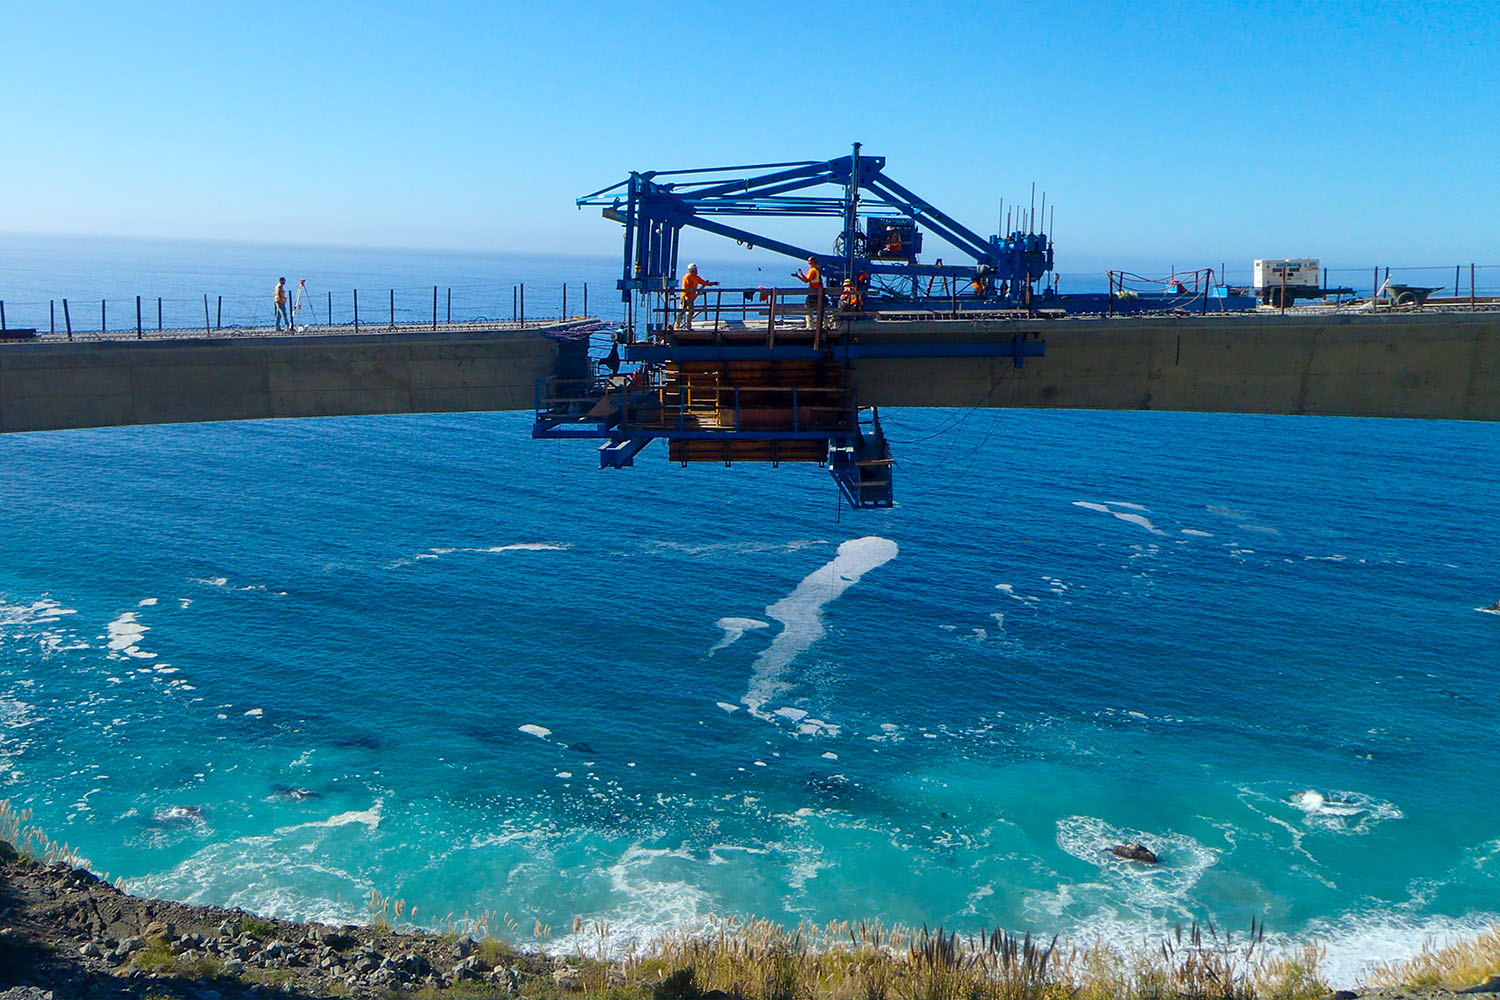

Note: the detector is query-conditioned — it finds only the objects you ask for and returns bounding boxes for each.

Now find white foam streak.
[710,617,769,654]
[1073,501,1165,535]
[741,537,898,719]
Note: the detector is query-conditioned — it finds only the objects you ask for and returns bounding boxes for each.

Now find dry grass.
[0,798,88,868]
[1364,924,1500,989]
[600,916,1328,1000]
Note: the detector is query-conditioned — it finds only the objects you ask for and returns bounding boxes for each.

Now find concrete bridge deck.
[1,309,1497,434]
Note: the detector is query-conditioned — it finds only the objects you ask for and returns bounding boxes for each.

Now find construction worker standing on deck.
[676,263,718,329]
[793,256,824,328]
[273,277,291,331]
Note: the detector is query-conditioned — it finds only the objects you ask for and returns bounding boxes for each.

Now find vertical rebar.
[447,287,451,324]
[327,291,332,327]
[102,299,106,334]
[520,283,525,325]
[216,295,222,330]
[583,282,587,317]
[203,295,210,334]
[64,299,72,340]
[1280,269,1287,315]
[354,289,360,333]
[432,285,437,331]
[1471,263,1477,309]
[562,282,567,318]
[1373,266,1379,310]
[389,289,395,328]
[0,300,5,332]
[50,300,55,335]
[1454,265,1461,299]
[512,286,517,322]
[157,297,162,331]
[136,295,142,339]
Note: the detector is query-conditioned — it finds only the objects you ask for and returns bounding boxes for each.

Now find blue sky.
[5,0,1497,272]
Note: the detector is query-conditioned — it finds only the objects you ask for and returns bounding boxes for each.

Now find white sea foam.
[1180,528,1213,537]
[137,597,158,606]
[994,583,1040,603]
[741,537,898,719]
[518,723,552,739]
[104,612,156,659]
[715,701,739,713]
[1072,501,1165,535]
[710,616,770,654]
[1054,815,1219,915]
[244,708,263,718]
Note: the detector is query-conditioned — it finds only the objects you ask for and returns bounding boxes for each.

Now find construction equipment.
[536,145,1052,508]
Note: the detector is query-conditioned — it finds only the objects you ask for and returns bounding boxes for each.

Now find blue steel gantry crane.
[576,142,1056,318]
[533,145,1052,509]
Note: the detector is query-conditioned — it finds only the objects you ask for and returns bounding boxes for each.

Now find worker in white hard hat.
[676,263,718,329]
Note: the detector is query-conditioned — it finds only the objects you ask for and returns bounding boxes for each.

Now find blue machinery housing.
[535,146,1058,509]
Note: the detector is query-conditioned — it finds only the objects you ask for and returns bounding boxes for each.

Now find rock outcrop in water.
[1110,842,1159,864]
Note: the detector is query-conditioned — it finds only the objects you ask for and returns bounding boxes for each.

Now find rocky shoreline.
[0,845,562,999]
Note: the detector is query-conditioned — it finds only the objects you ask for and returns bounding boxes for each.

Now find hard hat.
[843,279,855,287]
[688,263,698,271]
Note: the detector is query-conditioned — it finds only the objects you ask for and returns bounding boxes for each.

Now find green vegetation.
[237,916,278,940]
[130,938,224,979]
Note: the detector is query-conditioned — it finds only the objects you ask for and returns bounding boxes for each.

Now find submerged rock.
[1111,842,1159,864]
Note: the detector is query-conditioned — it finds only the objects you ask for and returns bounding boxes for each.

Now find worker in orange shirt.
[675,263,718,329]
[793,256,823,328]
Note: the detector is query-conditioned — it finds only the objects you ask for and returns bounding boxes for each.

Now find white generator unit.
[1254,258,1321,306]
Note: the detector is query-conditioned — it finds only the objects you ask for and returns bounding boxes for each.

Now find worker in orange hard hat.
[676,263,718,329]
[793,257,824,329]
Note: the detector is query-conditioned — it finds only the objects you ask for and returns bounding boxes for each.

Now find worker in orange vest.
[838,279,864,313]
[793,257,823,328]
[676,263,718,329]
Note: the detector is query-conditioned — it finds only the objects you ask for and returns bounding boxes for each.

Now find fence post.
[328,291,332,328]
[1372,266,1379,310]
[63,299,72,340]
[562,282,567,318]
[520,284,525,326]
[583,282,587,317]
[0,300,5,333]
[447,287,451,324]
[102,299,106,334]
[157,297,162,331]
[136,295,142,339]
[1472,263,1477,310]
[203,295,210,335]
[50,300,55,335]
[217,295,223,330]
[512,286,517,322]
[389,289,395,328]
[432,285,438,331]
[354,289,360,333]
[1455,265,1461,299]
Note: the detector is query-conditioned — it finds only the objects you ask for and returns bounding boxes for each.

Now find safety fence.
[0,281,605,341]
[1113,263,1500,304]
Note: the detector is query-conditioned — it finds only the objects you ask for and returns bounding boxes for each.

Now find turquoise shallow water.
[1,237,1498,983]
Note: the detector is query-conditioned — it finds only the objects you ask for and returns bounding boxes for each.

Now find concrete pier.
[1,310,1497,434]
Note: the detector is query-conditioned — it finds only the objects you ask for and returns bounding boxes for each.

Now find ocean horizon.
[2,234,1498,985]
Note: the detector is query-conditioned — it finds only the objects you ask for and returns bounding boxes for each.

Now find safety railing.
[642,286,840,348]
[0,281,601,343]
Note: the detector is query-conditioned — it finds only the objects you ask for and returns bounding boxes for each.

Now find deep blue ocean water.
[1,236,1497,982]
